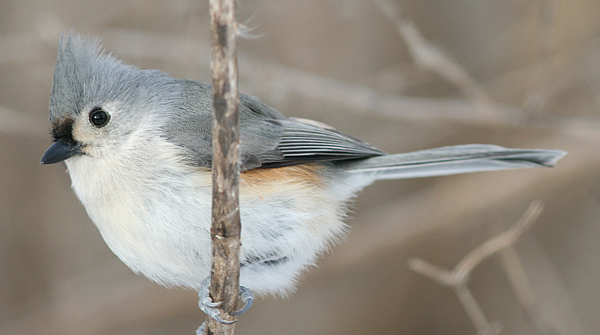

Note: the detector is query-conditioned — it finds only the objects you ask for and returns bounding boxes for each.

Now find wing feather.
[169,81,385,170]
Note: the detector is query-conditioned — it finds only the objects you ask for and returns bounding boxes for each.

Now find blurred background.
[1,0,598,334]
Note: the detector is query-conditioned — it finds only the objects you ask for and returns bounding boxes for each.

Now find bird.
[41,31,565,321]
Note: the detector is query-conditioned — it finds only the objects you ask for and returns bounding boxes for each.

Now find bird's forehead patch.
[51,117,76,142]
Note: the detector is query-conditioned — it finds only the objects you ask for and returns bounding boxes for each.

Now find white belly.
[66,154,359,296]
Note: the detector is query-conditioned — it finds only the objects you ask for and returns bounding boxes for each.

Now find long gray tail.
[334,144,566,181]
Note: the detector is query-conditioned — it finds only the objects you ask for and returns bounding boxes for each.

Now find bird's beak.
[40,138,83,164]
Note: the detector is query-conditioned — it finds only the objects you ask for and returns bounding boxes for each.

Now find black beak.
[41,138,83,164]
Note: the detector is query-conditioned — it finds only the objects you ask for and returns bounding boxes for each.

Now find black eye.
[89,108,110,127]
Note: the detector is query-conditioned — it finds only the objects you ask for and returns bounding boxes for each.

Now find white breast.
[66,140,368,296]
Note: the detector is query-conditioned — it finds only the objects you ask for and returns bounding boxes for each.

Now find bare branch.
[408,201,544,334]
[370,0,502,123]
[453,201,543,282]
[207,0,241,334]
[409,201,543,286]
[455,284,501,335]
[498,245,560,335]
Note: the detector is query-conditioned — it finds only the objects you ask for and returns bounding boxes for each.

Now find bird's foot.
[197,276,254,330]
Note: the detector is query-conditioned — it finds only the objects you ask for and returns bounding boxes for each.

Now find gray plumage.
[50,32,564,175]
[50,33,386,171]
[42,31,566,298]
[335,144,564,180]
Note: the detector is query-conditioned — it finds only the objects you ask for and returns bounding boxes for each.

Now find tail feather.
[335,144,566,181]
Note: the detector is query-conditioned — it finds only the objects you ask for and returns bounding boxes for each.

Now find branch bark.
[207,0,241,334]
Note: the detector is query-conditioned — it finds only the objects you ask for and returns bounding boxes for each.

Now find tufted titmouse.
[41,32,565,306]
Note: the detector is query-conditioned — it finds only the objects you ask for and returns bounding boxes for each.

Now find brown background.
[1,0,599,334]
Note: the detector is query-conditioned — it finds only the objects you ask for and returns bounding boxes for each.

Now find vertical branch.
[208,0,240,334]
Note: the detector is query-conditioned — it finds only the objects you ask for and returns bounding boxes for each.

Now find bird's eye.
[89,108,110,128]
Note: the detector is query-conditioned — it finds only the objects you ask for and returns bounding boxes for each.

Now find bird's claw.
[230,285,254,316]
[199,277,235,324]
[198,277,254,324]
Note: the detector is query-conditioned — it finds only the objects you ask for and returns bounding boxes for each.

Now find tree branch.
[408,201,544,334]
[207,0,241,334]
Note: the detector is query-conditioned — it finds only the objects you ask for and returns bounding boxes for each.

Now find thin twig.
[408,201,544,334]
[409,201,543,286]
[453,201,543,283]
[207,0,241,334]
[455,284,501,335]
[370,0,502,123]
[498,243,560,335]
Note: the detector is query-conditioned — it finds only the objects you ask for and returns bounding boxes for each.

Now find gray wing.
[258,118,386,169]
[165,81,385,170]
